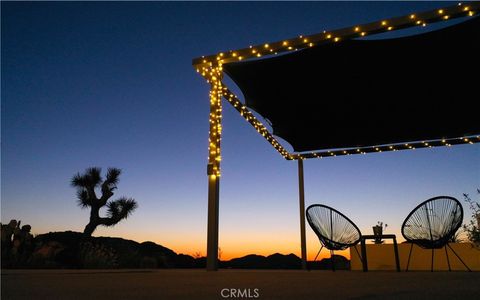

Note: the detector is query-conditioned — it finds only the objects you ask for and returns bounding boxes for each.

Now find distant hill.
[221,253,349,270]
[222,253,301,269]
[2,231,349,270]
[308,255,350,270]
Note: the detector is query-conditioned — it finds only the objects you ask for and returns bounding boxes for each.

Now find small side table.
[360,234,400,272]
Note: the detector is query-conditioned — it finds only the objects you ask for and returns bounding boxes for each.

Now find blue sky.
[2,1,478,259]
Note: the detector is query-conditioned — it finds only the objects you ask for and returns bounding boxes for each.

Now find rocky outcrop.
[22,231,187,269]
[3,231,350,270]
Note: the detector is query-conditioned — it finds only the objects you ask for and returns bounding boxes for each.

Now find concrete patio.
[2,269,479,299]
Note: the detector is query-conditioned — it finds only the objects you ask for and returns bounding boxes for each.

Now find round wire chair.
[306,204,362,271]
[401,196,470,271]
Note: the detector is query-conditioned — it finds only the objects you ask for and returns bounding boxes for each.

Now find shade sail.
[224,17,480,153]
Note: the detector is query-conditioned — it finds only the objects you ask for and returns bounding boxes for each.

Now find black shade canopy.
[224,17,480,153]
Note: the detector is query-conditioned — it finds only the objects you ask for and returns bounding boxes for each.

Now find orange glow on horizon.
[91,227,354,261]
[33,224,407,262]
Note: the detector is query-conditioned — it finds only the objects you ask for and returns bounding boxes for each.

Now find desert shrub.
[463,190,480,247]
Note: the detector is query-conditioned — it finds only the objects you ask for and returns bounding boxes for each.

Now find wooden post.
[206,174,219,271]
[206,67,223,271]
[298,159,307,270]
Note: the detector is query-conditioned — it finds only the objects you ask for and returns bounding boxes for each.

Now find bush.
[463,189,480,246]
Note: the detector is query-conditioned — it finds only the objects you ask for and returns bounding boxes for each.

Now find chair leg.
[353,244,362,261]
[313,245,323,262]
[447,244,472,272]
[308,245,323,271]
[445,245,451,272]
[406,243,414,272]
[431,248,434,272]
[331,250,335,272]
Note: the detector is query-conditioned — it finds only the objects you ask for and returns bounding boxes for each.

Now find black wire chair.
[306,204,362,271]
[401,196,471,272]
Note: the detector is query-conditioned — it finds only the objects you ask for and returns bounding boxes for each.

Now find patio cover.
[224,16,480,153]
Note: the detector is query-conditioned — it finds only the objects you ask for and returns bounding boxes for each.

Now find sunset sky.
[2,1,479,260]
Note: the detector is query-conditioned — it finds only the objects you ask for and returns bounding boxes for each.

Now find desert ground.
[2,269,480,299]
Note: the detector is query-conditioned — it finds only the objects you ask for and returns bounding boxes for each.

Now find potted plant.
[373,221,387,244]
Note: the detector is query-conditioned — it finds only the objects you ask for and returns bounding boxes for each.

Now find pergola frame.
[192,2,480,271]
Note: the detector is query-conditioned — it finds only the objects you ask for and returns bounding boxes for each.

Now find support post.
[298,159,307,270]
[206,66,223,271]
[206,174,220,270]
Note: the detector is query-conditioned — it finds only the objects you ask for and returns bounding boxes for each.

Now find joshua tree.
[71,167,138,236]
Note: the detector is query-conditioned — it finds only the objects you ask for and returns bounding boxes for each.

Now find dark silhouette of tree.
[71,167,138,236]
[463,189,480,246]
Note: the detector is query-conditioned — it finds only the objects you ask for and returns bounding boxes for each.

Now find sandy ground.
[2,269,480,300]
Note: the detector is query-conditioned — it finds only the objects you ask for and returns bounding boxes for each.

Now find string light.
[194,2,480,162]
[193,2,479,66]
[291,136,480,159]
[206,65,224,176]
[194,2,479,67]
[221,86,293,160]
